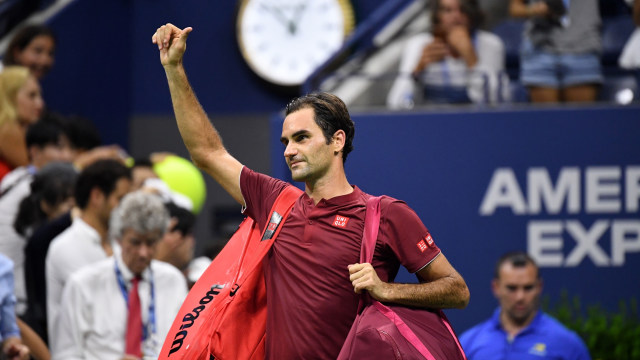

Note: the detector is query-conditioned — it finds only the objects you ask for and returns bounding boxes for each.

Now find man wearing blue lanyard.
[50,192,188,360]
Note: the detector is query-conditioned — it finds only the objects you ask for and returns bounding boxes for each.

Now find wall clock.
[237,0,355,86]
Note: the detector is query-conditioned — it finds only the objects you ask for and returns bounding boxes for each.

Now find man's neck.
[305,171,353,205]
[80,211,113,256]
[500,309,538,340]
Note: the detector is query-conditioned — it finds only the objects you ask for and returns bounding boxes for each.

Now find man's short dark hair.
[494,251,540,280]
[62,115,102,151]
[74,159,131,210]
[25,114,66,149]
[285,92,355,163]
[165,202,196,237]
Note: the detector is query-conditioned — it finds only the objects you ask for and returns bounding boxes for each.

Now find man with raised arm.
[152,23,470,359]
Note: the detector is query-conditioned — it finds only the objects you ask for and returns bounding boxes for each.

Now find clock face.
[237,0,354,86]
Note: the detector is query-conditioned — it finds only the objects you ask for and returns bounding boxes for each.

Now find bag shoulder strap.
[361,196,382,264]
[260,185,303,241]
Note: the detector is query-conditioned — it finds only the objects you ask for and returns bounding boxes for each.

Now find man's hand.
[152,23,193,67]
[2,337,29,360]
[348,263,390,301]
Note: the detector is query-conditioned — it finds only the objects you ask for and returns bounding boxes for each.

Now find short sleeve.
[378,198,441,274]
[240,167,290,229]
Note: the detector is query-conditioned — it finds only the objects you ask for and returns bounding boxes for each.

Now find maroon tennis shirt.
[240,167,441,359]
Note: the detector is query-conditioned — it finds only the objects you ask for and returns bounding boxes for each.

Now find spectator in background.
[2,25,56,81]
[0,254,30,360]
[460,251,590,360]
[15,163,77,344]
[52,191,187,360]
[510,0,602,102]
[13,162,77,240]
[45,160,131,346]
[0,66,45,180]
[22,115,126,345]
[130,157,159,191]
[0,117,73,317]
[154,202,196,279]
[387,0,508,108]
[619,0,640,69]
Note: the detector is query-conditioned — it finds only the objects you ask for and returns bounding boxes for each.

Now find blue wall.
[272,105,640,333]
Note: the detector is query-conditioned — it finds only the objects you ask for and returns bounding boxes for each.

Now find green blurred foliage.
[543,291,640,360]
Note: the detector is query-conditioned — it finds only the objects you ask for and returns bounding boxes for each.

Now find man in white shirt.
[46,159,132,342]
[0,118,73,316]
[51,191,188,360]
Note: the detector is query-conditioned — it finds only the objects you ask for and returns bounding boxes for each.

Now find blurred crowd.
[0,24,215,360]
[388,0,640,108]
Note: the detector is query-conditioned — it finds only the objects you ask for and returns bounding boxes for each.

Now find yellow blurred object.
[153,155,207,214]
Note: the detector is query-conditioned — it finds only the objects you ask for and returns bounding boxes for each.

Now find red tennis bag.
[159,185,302,360]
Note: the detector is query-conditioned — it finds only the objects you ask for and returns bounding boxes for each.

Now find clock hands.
[260,2,306,35]
[289,3,308,35]
[260,3,291,32]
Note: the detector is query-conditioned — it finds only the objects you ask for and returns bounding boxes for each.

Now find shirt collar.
[301,185,363,207]
[492,306,544,334]
[114,249,151,284]
[73,218,102,245]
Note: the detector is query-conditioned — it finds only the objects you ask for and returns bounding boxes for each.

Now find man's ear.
[332,130,346,155]
[491,279,499,298]
[88,187,105,207]
[27,145,40,164]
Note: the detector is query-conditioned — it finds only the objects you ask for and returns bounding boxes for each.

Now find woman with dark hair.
[13,162,77,239]
[3,25,56,80]
[387,0,509,107]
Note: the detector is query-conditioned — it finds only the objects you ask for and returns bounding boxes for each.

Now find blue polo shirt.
[460,308,591,360]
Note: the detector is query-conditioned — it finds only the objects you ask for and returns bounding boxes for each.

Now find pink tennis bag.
[337,196,467,360]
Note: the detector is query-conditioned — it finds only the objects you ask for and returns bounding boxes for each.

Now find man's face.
[31,135,74,168]
[492,262,542,325]
[120,228,162,276]
[98,178,132,226]
[131,165,158,190]
[155,225,195,270]
[280,108,336,182]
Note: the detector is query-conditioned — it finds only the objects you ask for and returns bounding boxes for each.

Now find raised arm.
[152,24,244,205]
[349,254,470,309]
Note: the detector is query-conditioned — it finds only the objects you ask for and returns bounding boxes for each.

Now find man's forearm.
[378,275,470,309]
[164,64,225,167]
